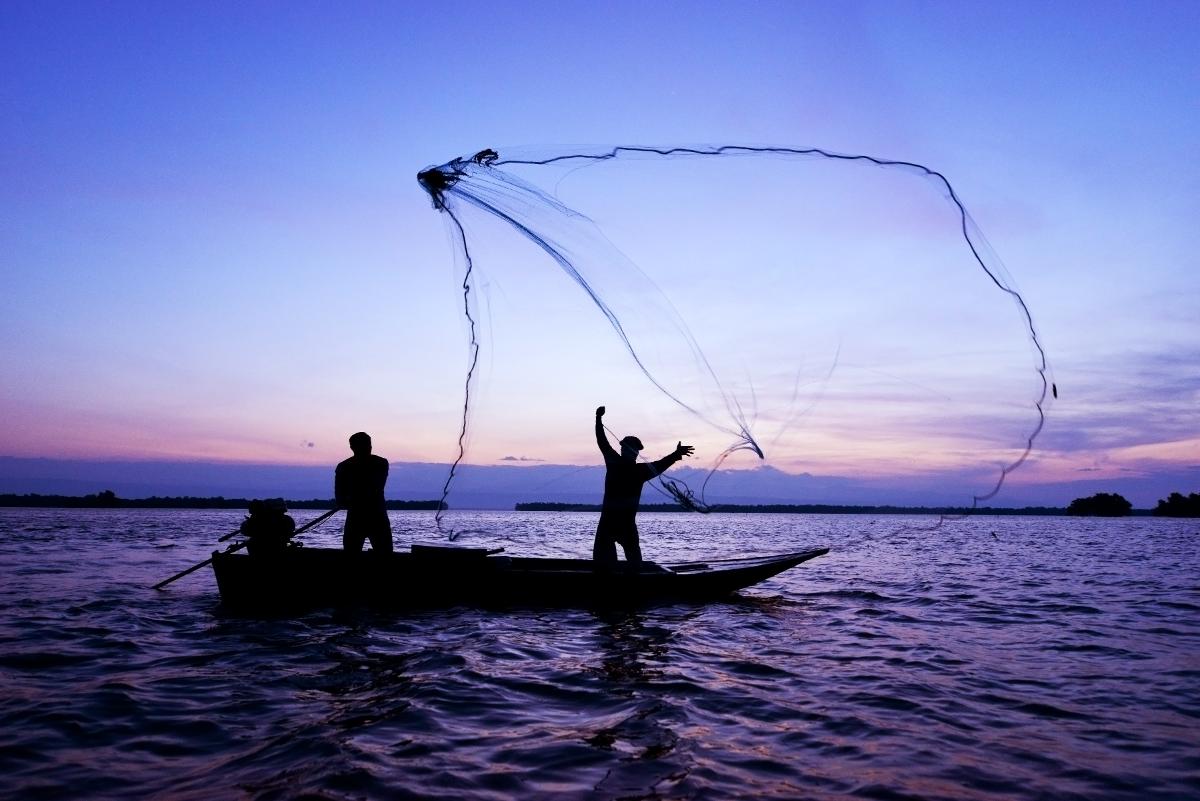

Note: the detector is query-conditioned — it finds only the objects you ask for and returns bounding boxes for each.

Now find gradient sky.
[2,1,1197,506]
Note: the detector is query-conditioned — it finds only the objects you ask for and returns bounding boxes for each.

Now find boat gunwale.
[209,545,829,611]
[211,546,829,574]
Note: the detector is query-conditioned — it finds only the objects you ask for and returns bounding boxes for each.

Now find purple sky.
[2,1,1197,507]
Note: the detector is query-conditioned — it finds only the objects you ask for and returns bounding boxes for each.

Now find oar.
[216,504,337,542]
[216,526,242,543]
[152,539,249,590]
[287,508,340,537]
[153,508,339,590]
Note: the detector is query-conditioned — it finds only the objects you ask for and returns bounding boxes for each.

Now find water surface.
[1,509,1196,799]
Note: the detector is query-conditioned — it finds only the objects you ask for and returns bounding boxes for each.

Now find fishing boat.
[210,543,829,613]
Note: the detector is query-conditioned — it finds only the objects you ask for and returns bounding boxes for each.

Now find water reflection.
[590,610,673,688]
[310,623,415,731]
[586,609,697,798]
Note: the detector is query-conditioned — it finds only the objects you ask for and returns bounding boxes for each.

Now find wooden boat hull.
[210,546,829,613]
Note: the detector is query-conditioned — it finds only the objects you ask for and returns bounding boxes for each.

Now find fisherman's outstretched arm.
[595,406,617,458]
[649,441,695,476]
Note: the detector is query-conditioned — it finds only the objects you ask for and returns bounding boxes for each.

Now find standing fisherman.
[593,406,694,570]
[335,432,393,553]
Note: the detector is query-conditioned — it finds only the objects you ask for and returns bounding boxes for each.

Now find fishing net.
[418,146,1052,534]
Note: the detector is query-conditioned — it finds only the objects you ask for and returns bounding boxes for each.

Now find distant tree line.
[516,501,1067,515]
[5,490,1194,516]
[1066,490,1200,517]
[1067,493,1133,516]
[517,502,685,512]
[1152,492,1200,517]
[0,492,445,511]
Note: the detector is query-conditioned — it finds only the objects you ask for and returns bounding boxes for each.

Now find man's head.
[349,432,372,456]
[619,435,643,462]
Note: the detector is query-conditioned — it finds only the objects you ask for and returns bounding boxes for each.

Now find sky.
[2,1,1197,508]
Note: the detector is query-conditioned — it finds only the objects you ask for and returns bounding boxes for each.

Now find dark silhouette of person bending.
[335,432,393,553]
[594,406,694,570]
[240,498,295,556]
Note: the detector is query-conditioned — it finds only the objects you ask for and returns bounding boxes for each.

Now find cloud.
[1035,343,1200,455]
[499,455,544,462]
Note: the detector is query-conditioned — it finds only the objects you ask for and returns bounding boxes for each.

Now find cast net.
[417,145,1053,536]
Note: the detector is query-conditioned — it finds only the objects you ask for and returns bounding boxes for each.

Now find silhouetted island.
[0,493,445,510]
[1066,492,1132,517]
[1152,492,1200,517]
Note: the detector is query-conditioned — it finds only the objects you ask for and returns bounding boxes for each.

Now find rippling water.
[1,508,1196,800]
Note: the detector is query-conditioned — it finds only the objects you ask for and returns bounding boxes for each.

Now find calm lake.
[1,509,1196,800]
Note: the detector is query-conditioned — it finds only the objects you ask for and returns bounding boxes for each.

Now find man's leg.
[343,516,366,552]
[619,530,642,572]
[593,525,618,568]
[368,513,394,554]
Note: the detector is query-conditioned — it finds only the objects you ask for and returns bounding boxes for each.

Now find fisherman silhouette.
[335,432,393,553]
[240,498,296,556]
[594,406,694,570]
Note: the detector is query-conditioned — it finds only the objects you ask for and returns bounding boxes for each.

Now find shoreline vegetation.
[1,491,1195,517]
[0,492,444,511]
[519,495,1199,517]
[517,502,1076,515]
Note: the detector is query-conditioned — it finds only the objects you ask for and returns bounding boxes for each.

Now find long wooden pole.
[216,526,241,543]
[152,508,338,590]
[151,542,241,590]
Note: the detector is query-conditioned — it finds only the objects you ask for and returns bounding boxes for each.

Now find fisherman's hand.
[596,406,605,418]
[675,442,695,459]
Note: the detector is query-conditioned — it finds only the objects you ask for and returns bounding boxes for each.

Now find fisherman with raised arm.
[593,405,694,570]
[335,432,393,553]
